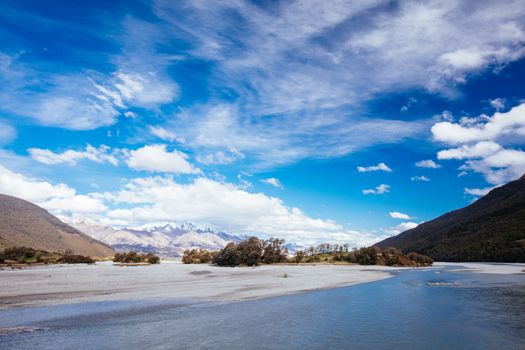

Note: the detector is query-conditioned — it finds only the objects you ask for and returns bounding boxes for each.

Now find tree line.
[182,237,433,267]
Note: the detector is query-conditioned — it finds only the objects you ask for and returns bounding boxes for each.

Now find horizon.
[1,0,525,247]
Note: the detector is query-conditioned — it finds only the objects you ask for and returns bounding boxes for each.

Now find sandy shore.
[434,262,525,274]
[0,261,402,308]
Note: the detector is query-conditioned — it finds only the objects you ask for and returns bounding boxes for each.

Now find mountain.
[376,175,525,262]
[0,194,115,257]
[72,221,244,257]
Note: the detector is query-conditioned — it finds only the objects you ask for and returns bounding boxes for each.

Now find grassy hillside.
[376,175,525,262]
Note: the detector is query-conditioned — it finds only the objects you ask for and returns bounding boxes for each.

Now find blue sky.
[1,0,525,246]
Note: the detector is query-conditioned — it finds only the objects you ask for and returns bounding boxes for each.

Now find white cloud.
[149,125,184,143]
[437,141,502,160]
[362,184,390,195]
[384,222,419,235]
[415,159,441,169]
[196,148,245,165]
[0,51,179,130]
[389,211,411,220]
[432,103,525,144]
[101,175,380,246]
[400,97,417,112]
[489,98,506,111]
[0,164,389,247]
[42,195,107,214]
[0,165,75,202]
[0,121,16,144]
[126,144,200,174]
[261,177,283,189]
[357,162,392,173]
[464,187,495,196]
[28,145,118,166]
[433,103,525,184]
[411,175,430,182]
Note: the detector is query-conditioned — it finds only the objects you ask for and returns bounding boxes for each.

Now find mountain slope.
[0,194,115,257]
[73,221,243,257]
[376,175,525,262]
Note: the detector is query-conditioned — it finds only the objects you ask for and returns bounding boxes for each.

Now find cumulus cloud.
[101,175,381,246]
[125,145,200,174]
[383,222,419,235]
[0,164,389,247]
[411,175,430,182]
[261,177,283,189]
[415,159,441,169]
[0,165,109,217]
[362,184,390,195]
[433,103,525,184]
[389,211,411,220]
[357,162,392,173]
[42,195,107,214]
[432,103,525,144]
[437,141,502,160]
[0,165,75,202]
[28,145,119,166]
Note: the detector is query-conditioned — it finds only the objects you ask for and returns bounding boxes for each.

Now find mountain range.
[0,194,114,257]
[72,221,244,257]
[376,174,525,262]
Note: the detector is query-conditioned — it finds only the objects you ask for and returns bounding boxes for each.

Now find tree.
[294,250,305,263]
[261,238,287,264]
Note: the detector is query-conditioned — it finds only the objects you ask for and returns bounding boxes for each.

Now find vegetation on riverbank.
[0,246,95,265]
[294,245,433,267]
[182,238,433,267]
[113,251,160,264]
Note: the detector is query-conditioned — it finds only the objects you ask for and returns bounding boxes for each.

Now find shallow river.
[0,265,524,350]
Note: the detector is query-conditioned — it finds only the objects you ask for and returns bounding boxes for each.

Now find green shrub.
[113,251,160,264]
[59,254,95,264]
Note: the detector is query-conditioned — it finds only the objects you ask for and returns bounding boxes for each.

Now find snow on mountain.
[71,221,244,257]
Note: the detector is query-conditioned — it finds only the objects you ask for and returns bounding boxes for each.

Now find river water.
[0,265,524,350]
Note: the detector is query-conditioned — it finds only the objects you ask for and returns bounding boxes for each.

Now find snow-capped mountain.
[72,221,244,257]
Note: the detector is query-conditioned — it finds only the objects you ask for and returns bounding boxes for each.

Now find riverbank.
[0,261,402,308]
[434,262,525,274]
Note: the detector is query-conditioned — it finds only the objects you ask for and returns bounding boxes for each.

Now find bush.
[145,253,160,264]
[407,252,434,266]
[355,246,380,265]
[113,251,160,264]
[4,246,37,262]
[59,254,95,264]
[182,249,213,264]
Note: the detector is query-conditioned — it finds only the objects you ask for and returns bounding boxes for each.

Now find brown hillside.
[0,193,114,258]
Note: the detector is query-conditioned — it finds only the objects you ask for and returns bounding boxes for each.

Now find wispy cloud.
[28,145,119,166]
[362,184,390,195]
[410,175,430,182]
[261,177,283,189]
[357,162,392,173]
[389,211,412,220]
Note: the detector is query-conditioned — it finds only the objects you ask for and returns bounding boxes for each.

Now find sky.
[0,0,525,247]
